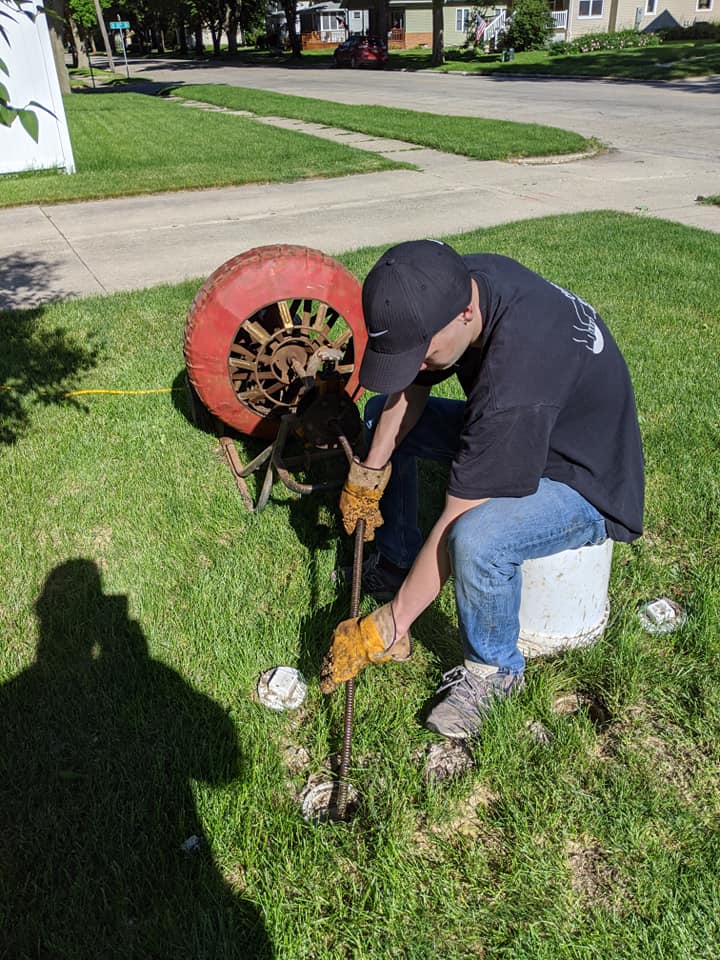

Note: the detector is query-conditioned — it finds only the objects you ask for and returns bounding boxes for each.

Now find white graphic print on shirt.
[549,281,605,355]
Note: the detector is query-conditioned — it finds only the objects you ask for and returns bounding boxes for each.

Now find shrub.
[659,20,720,41]
[549,28,662,55]
[502,0,554,51]
[245,30,268,48]
[444,46,477,61]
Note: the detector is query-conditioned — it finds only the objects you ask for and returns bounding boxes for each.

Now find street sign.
[108,19,131,78]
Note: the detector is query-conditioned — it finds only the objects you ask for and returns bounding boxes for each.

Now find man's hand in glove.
[320,603,412,694]
[339,459,391,542]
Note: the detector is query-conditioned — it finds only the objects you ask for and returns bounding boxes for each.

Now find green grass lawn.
[174,84,595,160]
[700,193,720,205]
[434,38,720,79]
[203,39,720,79]
[0,91,404,208]
[1,210,719,958]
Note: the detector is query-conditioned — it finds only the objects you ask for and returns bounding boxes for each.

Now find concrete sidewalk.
[2,93,718,310]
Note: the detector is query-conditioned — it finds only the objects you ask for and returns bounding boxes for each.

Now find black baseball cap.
[359,239,472,394]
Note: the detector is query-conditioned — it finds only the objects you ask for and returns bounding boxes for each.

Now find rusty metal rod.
[218,435,255,513]
[336,516,365,816]
[336,432,355,467]
[335,427,361,815]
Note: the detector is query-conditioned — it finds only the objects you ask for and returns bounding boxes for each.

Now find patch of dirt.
[566,837,618,907]
[525,720,553,745]
[412,779,501,858]
[552,691,612,730]
[91,525,113,552]
[602,708,720,805]
[282,744,311,775]
[225,863,248,893]
[418,740,475,784]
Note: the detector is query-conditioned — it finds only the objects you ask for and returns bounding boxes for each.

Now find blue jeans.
[365,395,608,674]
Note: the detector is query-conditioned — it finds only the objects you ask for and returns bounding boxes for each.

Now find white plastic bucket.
[518,539,613,658]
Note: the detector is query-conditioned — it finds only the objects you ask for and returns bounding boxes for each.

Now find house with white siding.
[382,0,715,48]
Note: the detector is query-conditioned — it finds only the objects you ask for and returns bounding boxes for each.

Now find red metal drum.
[184,245,367,439]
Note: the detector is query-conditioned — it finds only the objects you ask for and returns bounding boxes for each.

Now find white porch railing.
[483,9,507,46]
[550,9,568,28]
[318,29,346,43]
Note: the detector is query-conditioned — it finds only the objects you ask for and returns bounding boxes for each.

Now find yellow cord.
[63,388,180,397]
[0,385,181,397]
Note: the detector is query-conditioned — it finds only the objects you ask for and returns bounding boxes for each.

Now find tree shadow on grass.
[0,297,100,445]
[129,52,335,75]
[0,559,273,960]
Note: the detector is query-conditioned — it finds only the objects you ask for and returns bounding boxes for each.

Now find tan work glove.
[339,459,392,542]
[320,603,412,694]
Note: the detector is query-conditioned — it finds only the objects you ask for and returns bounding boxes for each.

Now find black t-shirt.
[414,254,644,542]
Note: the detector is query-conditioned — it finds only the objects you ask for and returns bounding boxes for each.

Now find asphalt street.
[2,59,718,309]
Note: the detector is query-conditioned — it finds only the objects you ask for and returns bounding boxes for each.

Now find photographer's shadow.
[0,559,273,959]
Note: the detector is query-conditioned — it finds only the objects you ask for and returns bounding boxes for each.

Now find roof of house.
[300,2,347,11]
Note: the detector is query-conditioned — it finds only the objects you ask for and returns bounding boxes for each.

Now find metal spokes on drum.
[184,243,367,440]
[228,298,355,419]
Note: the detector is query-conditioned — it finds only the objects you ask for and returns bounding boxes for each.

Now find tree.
[502,0,554,51]
[194,0,226,53]
[226,0,238,51]
[431,0,444,64]
[368,0,387,45]
[67,0,104,68]
[43,0,71,90]
[90,0,115,68]
[237,0,264,48]
[280,0,299,56]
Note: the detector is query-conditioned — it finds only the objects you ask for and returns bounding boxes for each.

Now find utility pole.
[92,0,116,72]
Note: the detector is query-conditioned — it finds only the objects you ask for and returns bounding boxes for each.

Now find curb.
[513,146,603,165]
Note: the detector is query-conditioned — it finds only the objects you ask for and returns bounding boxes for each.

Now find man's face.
[420,316,472,373]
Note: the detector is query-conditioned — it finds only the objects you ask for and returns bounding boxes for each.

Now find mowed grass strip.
[2,212,720,958]
[0,91,405,208]
[174,83,596,159]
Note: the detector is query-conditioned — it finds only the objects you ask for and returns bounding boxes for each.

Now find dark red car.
[333,35,388,69]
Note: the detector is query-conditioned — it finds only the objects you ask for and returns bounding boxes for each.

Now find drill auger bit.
[335,516,365,817]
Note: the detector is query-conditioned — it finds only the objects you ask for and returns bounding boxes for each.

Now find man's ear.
[460,303,474,324]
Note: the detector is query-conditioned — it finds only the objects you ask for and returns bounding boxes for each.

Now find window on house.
[455,8,471,30]
[696,0,712,10]
[578,0,603,14]
[645,0,656,11]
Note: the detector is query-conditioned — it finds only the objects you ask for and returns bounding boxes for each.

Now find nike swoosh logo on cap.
[368,330,389,337]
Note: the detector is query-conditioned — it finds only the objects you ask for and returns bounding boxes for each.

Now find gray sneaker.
[424,664,525,740]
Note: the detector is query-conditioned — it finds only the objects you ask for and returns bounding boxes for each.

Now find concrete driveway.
[2,59,718,309]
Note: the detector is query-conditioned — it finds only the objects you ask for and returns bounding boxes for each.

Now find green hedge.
[659,20,720,40]
[549,28,662,55]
